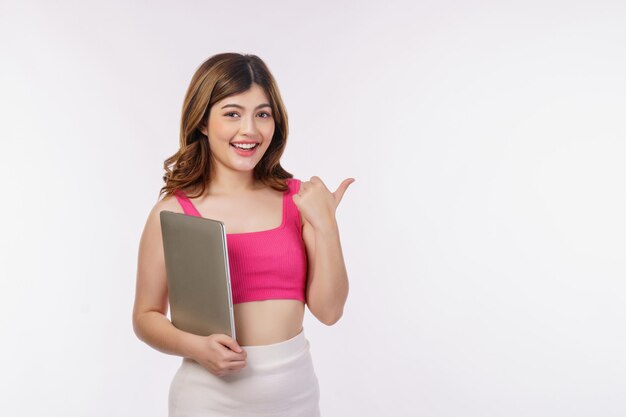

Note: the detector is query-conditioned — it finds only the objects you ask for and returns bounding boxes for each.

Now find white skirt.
[168,327,321,417]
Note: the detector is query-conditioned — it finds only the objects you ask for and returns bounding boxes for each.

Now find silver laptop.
[159,210,236,339]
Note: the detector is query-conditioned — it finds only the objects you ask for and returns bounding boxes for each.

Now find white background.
[1,0,625,416]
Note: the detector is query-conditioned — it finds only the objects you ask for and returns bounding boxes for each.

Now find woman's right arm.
[132,200,247,375]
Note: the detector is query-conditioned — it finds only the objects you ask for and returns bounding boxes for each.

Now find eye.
[258,111,272,118]
[224,112,240,118]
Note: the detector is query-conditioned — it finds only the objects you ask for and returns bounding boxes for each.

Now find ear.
[199,120,208,136]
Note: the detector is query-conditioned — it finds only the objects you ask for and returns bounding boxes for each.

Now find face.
[201,83,275,175]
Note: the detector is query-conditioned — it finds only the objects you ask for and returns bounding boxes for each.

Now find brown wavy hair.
[159,52,293,200]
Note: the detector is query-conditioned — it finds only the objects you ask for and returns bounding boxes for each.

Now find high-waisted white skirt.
[168,328,321,417]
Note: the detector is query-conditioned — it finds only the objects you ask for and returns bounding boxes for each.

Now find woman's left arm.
[293,176,355,326]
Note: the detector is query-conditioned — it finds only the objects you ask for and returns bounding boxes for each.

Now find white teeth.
[232,143,257,150]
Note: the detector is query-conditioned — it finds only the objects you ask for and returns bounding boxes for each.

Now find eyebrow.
[220,103,272,110]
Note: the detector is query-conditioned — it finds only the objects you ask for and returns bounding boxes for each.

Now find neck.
[208,164,260,196]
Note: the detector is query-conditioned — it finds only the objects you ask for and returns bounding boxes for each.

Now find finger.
[299,181,310,192]
[224,361,246,371]
[216,334,243,353]
[228,360,247,369]
[223,353,245,364]
[225,346,247,359]
[310,175,330,192]
[333,178,355,205]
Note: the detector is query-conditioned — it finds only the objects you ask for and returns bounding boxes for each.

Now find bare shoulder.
[148,193,185,219]
[154,193,184,215]
[140,194,184,247]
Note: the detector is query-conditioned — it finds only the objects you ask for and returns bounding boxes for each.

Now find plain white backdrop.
[1,0,625,416]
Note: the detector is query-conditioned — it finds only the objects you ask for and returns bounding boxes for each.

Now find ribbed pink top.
[172,178,307,304]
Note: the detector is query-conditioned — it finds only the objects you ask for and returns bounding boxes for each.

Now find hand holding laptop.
[184,332,248,376]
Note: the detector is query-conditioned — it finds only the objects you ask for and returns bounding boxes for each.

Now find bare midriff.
[234,299,305,346]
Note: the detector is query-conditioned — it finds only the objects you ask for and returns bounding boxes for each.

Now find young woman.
[132,52,354,416]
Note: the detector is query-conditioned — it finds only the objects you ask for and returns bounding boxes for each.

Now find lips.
[230,143,259,149]
[230,142,260,156]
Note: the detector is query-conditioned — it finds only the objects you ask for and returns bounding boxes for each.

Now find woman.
[132,52,354,416]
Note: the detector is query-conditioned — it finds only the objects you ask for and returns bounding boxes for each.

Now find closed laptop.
[159,210,236,339]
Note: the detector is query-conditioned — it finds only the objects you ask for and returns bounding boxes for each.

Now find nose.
[240,114,259,136]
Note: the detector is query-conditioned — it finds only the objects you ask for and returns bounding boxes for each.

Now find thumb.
[333,178,355,205]
[218,334,243,352]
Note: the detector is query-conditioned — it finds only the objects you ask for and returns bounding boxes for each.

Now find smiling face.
[200,83,275,176]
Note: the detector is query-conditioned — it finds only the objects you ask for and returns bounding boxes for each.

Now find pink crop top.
[172,178,307,304]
